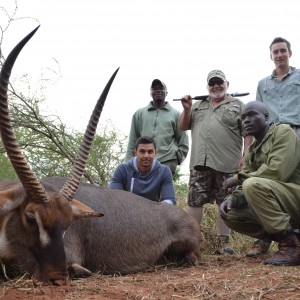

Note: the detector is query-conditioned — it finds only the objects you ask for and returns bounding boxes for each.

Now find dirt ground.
[1,255,300,300]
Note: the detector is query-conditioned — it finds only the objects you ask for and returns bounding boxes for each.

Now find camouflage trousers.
[188,166,236,207]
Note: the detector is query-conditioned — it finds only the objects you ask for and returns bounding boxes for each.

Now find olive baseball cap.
[207,70,227,82]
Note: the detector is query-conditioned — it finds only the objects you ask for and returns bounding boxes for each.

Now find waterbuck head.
[0,27,119,285]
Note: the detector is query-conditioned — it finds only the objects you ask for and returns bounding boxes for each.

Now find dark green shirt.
[125,102,189,164]
[230,124,300,207]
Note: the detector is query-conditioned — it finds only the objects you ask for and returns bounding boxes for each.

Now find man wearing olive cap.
[179,70,253,255]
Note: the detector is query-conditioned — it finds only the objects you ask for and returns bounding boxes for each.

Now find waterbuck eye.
[25,213,37,225]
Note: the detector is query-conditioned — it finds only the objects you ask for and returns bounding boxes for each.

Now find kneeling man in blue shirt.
[109,136,176,205]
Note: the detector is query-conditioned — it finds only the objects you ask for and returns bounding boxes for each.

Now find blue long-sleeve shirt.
[256,67,300,127]
[109,157,176,205]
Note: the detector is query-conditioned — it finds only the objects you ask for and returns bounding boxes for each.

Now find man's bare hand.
[220,199,232,220]
[223,177,238,191]
[180,95,193,110]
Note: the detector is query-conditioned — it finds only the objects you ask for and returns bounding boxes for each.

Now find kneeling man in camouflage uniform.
[220,101,300,265]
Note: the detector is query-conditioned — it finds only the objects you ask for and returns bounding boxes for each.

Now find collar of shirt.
[147,101,170,111]
[271,66,295,78]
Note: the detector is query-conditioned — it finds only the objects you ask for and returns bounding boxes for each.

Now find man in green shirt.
[125,79,189,175]
[220,101,300,266]
[179,70,253,254]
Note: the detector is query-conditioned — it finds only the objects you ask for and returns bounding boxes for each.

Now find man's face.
[270,42,292,69]
[150,84,167,102]
[241,104,268,137]
[207,77,228,100]
[134,143,157,172]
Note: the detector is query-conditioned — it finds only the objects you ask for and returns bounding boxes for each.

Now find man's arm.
[178,95,193,131]
[220,185,248,220]
[108,165,125,190]
[160,167,176,205]
[125,113,140,162]
[174,126,189,165]
[256,80,263,102]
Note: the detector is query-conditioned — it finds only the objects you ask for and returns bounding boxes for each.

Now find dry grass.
[1,259,300,299]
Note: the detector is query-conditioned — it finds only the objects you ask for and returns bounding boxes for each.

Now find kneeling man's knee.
[242,178,261,201]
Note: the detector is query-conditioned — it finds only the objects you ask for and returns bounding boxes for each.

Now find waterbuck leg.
[67,263,92,278]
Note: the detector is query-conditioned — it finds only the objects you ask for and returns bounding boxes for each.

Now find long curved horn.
[60,68,119,201]
[0,26,49,203]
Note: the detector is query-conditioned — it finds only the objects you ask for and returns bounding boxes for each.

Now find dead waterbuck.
[0,27,119,285]
[45,177,201,277]
[0,27,200,285]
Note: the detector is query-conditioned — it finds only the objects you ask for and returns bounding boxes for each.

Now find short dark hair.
[269,37,291,52]
[135,136,156,150]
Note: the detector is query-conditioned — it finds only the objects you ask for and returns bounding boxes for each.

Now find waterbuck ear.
[70,198,104,220]
[0,186,26,214]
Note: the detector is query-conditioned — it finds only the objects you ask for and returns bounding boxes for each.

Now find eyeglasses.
[208,79,225,86]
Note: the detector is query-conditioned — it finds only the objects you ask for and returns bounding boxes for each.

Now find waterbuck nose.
[33,269,69,286]
[51,277,68,286]
[48,270,69,286]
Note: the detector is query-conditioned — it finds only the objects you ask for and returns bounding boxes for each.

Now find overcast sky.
[1,0,300,175]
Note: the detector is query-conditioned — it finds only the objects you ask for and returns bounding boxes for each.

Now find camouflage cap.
[207,70,227,82]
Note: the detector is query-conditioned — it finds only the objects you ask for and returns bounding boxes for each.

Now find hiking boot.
[246,239,271,257]
[264,231,300,266]
[214,235,234,255]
